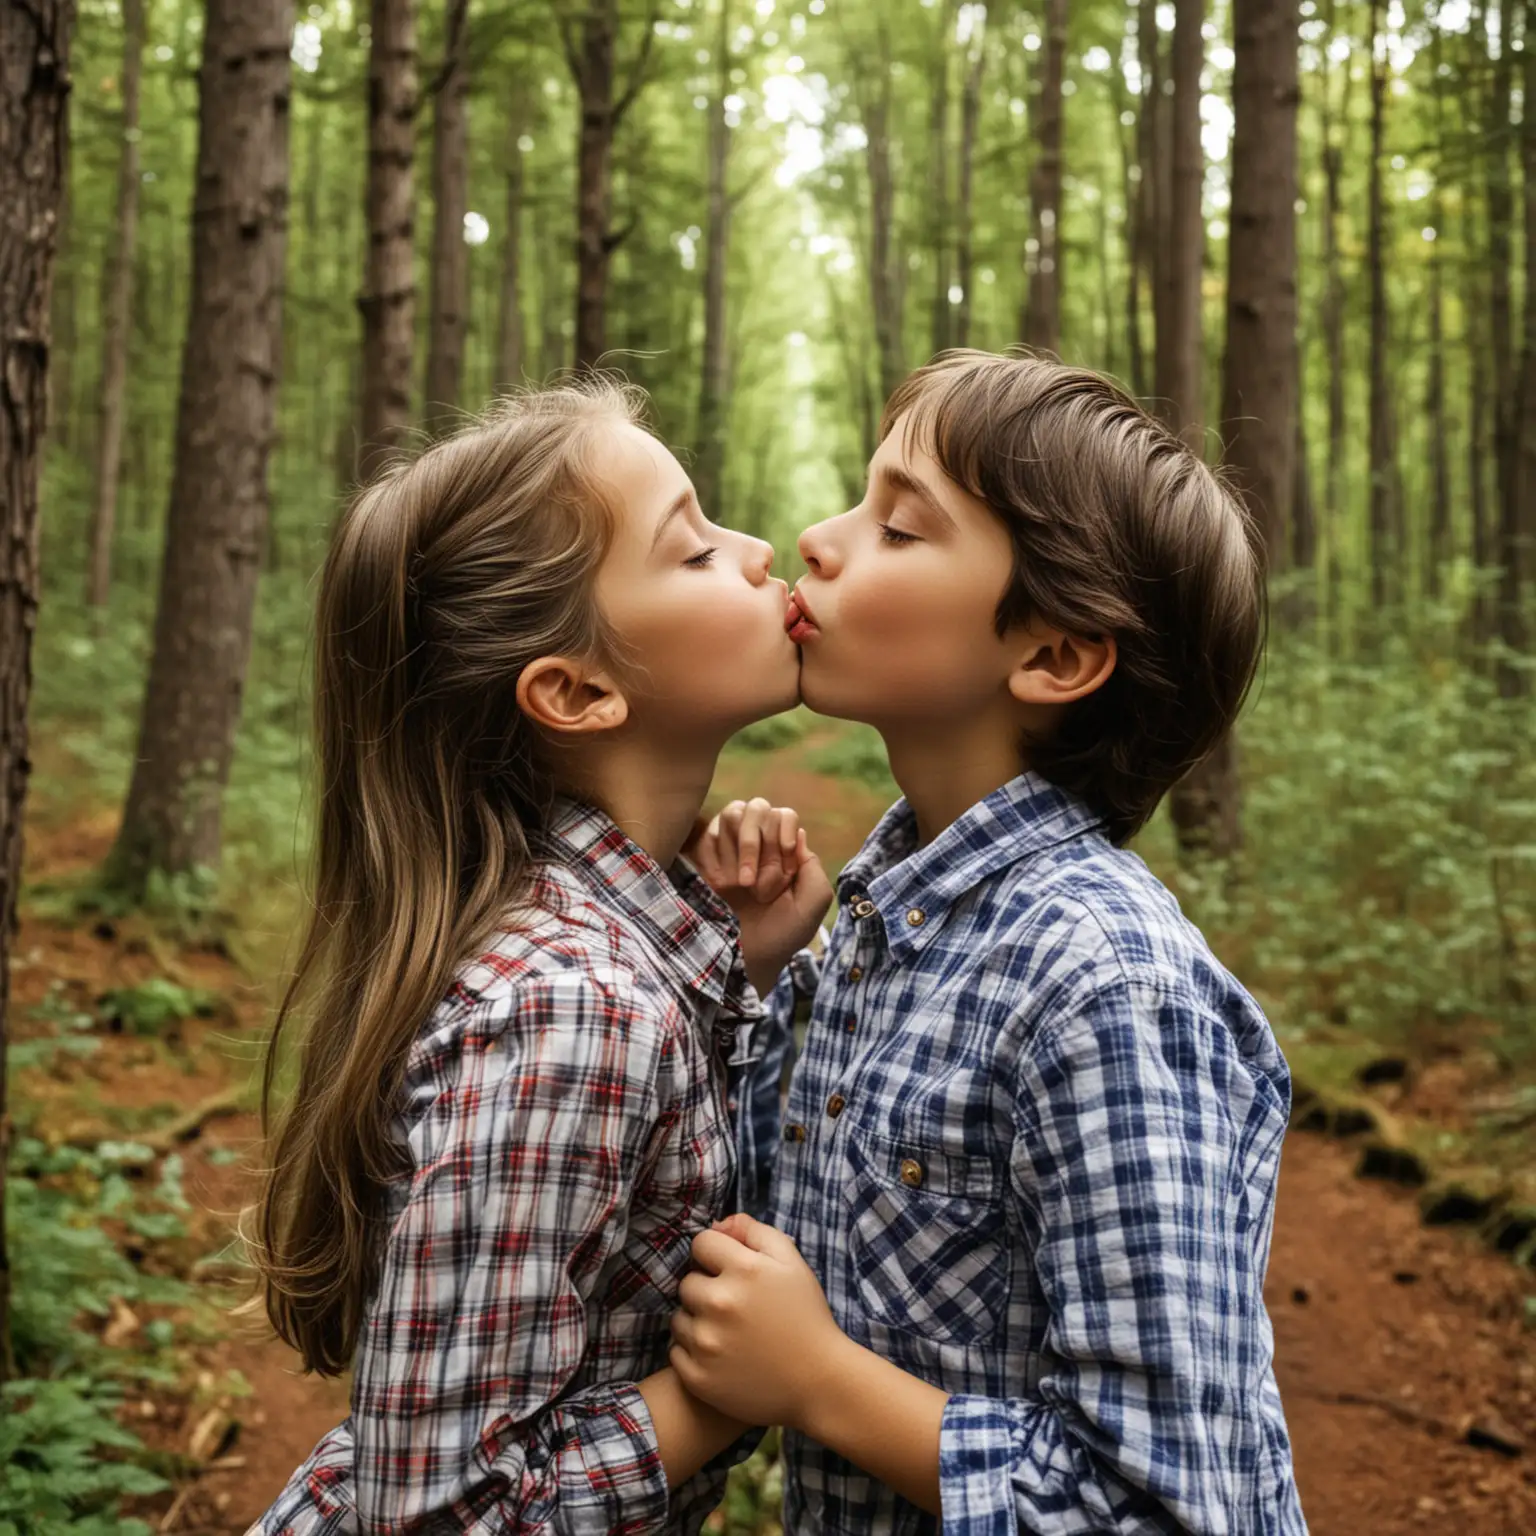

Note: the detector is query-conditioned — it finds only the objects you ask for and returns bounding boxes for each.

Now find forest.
[3,0,1536,1530]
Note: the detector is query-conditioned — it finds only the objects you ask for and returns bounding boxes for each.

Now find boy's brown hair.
[883,348,1265,846]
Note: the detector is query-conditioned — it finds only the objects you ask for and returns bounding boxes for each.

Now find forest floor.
[9,739,1536,1534]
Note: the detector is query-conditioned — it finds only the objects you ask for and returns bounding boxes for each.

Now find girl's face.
[594,424,799,738]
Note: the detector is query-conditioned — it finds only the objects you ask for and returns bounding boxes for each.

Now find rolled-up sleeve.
[348,972,675,1535]
[938,976,1293,1536]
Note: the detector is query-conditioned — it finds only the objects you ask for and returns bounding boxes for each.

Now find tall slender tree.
[928,0,957,357]
[86,0,147,610]
[864,21,904,403]
[107,0,296,900]
[1022,0,1068,354]
[0,0,75,1385]
[495,93,528,391]
[694,0,733,521]
[562,0,660,369]
[423,0,471,428]
[951,10,987,350]
[1156,0,1204,449]
[359,0,418,478]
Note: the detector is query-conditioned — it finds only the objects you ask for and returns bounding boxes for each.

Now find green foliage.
[0,1378,166,1536]
[809,725,898,798]
[710,1431,783,1534]
[97,978,217,1036]
[727,708,814,754]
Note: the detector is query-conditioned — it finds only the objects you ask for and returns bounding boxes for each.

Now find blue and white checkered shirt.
[737,773,1307,1535]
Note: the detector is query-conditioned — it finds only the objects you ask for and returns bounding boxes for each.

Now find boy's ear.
[1007,623,1117,708]
[516,655,630,736]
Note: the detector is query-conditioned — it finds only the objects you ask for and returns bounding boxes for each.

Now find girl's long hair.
[245,380,643,1376]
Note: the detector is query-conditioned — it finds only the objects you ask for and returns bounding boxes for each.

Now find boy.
[673,350,1307,1534]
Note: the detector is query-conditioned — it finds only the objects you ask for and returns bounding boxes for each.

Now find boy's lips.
[785,588,820,643]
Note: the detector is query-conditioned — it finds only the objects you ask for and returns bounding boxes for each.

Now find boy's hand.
[668,1213,850,1430]
[684,799,833,996]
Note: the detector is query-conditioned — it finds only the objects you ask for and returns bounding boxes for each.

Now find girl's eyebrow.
[649,488,695,551]
[877,465,957,533]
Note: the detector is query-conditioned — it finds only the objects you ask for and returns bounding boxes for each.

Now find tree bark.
[1319,0,1348,528]
[359,0,417,478]
[1220,0,1298,580]
[564,0,658,371]
[1155,0,1204,449]
[423,0,470,429]
[86,0,146,609]
[865,26,905,403]
[0,0,74,1384]
[694,0,732,522]
[952,16,986,350]
[928,0,956,358]
[495,95,526,390]
[1366,0,1401,608]
[1022,0,1067,355]
[106,0,295,901]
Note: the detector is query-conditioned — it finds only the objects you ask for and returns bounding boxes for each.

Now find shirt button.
[727,1096,738,1112]
[848,965,864,982]
[827,1093,846,1119]
[783,1123,807,1143]
[899,1157,925,1188]
[845,1013,857,1033]
[906,908,926,928]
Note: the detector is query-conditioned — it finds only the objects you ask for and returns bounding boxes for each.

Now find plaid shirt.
[253,801,759,1536]
[737,773,1307,1536]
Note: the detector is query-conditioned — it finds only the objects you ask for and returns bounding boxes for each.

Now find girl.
[244,380,830,1534]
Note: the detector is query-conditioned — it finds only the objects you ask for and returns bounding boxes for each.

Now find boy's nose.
[745,535,774,583]
[798,518,839,578]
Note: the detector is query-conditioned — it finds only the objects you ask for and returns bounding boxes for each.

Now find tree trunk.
[1155,0,1204,449]
[1499,0,1536,695]
[1220,0,1298,580]
[535,193,565,376]
[1366,0,1401,608]
[49,100,75,455]
[423,0,470,429]
[495,96,526,390]
[952,18,986,351]
[1021,0,1067,355]
[359,0,417,478]
[928,0,955,357]
[1144,0,1173,405]
[1320,0,1348,527]
[106,0,294,901]
[1116,49,1145,395]
[0,0,74,1384]
[865,33,904,403]
[85,0,146,609]
[694,0,732,521]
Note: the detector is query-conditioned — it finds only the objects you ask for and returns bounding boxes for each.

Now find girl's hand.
[668,1213,850,1430]
[684,799,833,996]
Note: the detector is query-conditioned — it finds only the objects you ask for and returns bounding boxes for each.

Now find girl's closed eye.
[685,546,719,568]
[878,523,919,547]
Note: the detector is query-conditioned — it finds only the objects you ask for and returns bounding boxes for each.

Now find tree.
[423,0,471,428]
[928,0,957,357]
[85,0,147,610]
[1318,0,1350,531]
[1022,0,1067,355]
[694,0,733,522]
[951,8,987,350]
[106,0,296,902]
[864,20,904,402]
[495,92,528,391]
[360,0,418,478]
[562,0,659,370]
[1156,0,1204,450]
[0,0,75,1381]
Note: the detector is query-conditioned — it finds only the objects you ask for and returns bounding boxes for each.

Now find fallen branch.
[142,1086,244,1152]
[1304,1389,1450,1437]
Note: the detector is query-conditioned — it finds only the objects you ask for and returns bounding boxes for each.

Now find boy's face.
[790,417,1026,730]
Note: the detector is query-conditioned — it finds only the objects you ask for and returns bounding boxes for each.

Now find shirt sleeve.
[349,972,676,1536]
[938,975,1293,1536]
[733,945,820,1218]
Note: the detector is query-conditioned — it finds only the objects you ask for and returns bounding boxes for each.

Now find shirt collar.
[544,799,757,1017]
[837,771,1106,960]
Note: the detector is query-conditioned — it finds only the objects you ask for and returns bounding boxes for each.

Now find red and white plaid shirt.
[252,800,760,1535]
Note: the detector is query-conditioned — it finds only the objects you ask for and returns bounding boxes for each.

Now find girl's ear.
[516,656,630,736]
[1006,622,1117,708]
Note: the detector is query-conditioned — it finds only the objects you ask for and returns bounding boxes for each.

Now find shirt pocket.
[843,1127,1011,1346]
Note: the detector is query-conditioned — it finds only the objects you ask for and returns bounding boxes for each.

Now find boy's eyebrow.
[878,465,957,533]
[649,488,695,551]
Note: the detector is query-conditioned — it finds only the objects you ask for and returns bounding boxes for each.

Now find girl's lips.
[785,591,820,643]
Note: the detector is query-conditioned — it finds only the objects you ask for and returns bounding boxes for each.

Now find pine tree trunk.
[866,42,904,403]
[1499,0,1536,695]
[0,0,74,1384]
[536,194,565,376]
[49,104,75,455]
[694,0,732,521]
[928,0,955,357]
[1155,0,1204,448]
[1022,0,1067,355]
[495,97,526,390]
[359,0,417,478]
[107,0,295,901]
[423,0,470,429]
[1116,54,1144,395]
[86,0,145,609]
[1366,0,1401,609]
[952,21,985,351]
[1221,0,1298,578]
[1320,0,1348,527]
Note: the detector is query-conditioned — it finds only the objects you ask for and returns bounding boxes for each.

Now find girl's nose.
[798,516,841,578]
[745,535,775,584]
